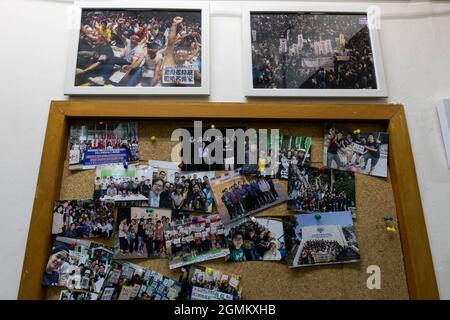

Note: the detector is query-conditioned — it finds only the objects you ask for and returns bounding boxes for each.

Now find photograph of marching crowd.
[149,160,214,213]
[288,165,355,213]
[180,265,242,300]
[210,170,288,225]
[69,121,139,170]
[42,237,113,293]
[250,12,378,90]
[283,211,360,267]
[324,125,389,177]
[99,260,181,300]
[277,135,312,179]
[164,214,229,269]
[59,290,98,300]
[225,216,286,262]
[74,9,202,88]
[51,200,114,239]
[114,207,172,259]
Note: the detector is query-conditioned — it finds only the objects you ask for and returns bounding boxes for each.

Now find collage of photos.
[99,261,182,300]
[164,214,229,269]
[210,170,288,225]
[149,160,215,213]
[283,211,360,267]
[69,121,139,170]
[114,207,172,259]
[75,9,203,88]
[225,216,285,262]
[181,266,242,300]
[52,200,114,239]
[288,165,356,214]
[324,125,389,177]
[42,237,113,293]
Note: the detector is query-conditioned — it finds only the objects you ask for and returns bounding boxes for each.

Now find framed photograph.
[65,1,209,95]
[242,4,387,97]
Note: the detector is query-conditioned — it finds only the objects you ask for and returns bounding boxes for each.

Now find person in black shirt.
[362,134,381,174]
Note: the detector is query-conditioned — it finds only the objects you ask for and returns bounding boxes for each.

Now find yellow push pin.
[386,226,396,233]
[210,124,215,129]
[150,136,156,142]
[353,129,361,134]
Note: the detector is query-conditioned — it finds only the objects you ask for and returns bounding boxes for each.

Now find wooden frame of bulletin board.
[18,101,439,300]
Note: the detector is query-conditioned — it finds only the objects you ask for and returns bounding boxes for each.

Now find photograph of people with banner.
[69,121,138,170]
[282,211,360,267]
[59,290,98,300]
[323,124,389,177]
[277,135,312,179]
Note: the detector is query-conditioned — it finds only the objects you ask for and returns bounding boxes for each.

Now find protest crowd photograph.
[52,200,114,239]
[59,290,98,300]
[277,135,312,179]
[250,13,377,90]
[74,9,202,88]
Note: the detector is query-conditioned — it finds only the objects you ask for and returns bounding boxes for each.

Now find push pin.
[146,208,153,214]
[210,124,215,129]
[353,129,361,134]
[192,217,198,223]
[383,215,393,222]
[386,226,396,233]
[314,213,322,220]
[150,135,156,142]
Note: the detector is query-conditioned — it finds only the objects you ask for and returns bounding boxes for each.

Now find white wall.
[0,0,449,299]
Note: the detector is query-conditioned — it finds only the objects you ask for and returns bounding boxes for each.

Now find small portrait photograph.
[324,125,389,177]
[149,160,215,213]
[42,237,113,293]
[65,3,209,95]
[277,135,313,179]
[59,290,98,300]
[210,170,288,225]
[94,164,152,205]
[180,265,242,300]
[164,214,229,269]
[99,260,182,300]
[288,165,355,213]
[69,121,138,170]
[225,216,286,262]
[114,207,172,259]
[51,200,114,239]
[282,211,360,267]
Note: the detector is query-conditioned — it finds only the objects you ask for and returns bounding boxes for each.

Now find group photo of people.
[114,207,172,259]
[225,217,286,262]
[51,200,114,239]
[251,13,378,90]
[42,237,113,294]
[288,165,355,213]
[164,215,229,269]
[99,261,182,300]
[75,9,202,87]
[324,126,389,177]
[277,135,312,179]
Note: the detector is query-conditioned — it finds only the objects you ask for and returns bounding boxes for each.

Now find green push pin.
[146,208,153,214]
[383,215,393,222]
[314,213,321,220]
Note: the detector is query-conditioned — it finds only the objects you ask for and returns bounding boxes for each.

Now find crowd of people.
[297,240,344,265]
[226,219,285,262]
[52,200,114,239]
[76,10,202,87]
[94,174,151,201]
[219,177,280,220]
[288,166,354,212]
[251,13,377,89]
[277,146,311,179]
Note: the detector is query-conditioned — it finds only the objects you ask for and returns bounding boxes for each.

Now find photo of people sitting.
[52,200,114,239]
[251,13,377,90]
[288,165,355,213]
[210,170,288,225]
[69,121,138,170]
[114,207,172,259]
[164,214,229,269]
[75,9,202,87]
[42,237,113,294]
[99,261,181,300]
[324,125,389,177]
[180,266,242,300]
[225,216,285,262]
[277,135,312,179]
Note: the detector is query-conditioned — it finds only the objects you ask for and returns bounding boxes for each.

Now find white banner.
[162,65,195,85]
[190,286,234,300]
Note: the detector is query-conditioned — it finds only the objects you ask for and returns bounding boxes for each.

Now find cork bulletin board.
[19,101,439,300]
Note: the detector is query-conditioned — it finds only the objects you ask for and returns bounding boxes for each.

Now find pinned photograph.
[324,125,389,177]
[164,214,229,269]
[94,164,152,205]
[210,170,288,225]
[69,121,138,170]
[288,166,355,213]
[51,200,114,239]
[282,211,360,267]
[59,290,98,300]
[277,135,312,179]
[180,265,242,300]
[114,207,172,259]
[99,260,182,300]
[149,160,215,213]
[225,216,286,262]
[42,237,113,293]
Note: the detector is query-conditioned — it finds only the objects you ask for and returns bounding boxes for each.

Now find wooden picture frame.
[18,101,438,299]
